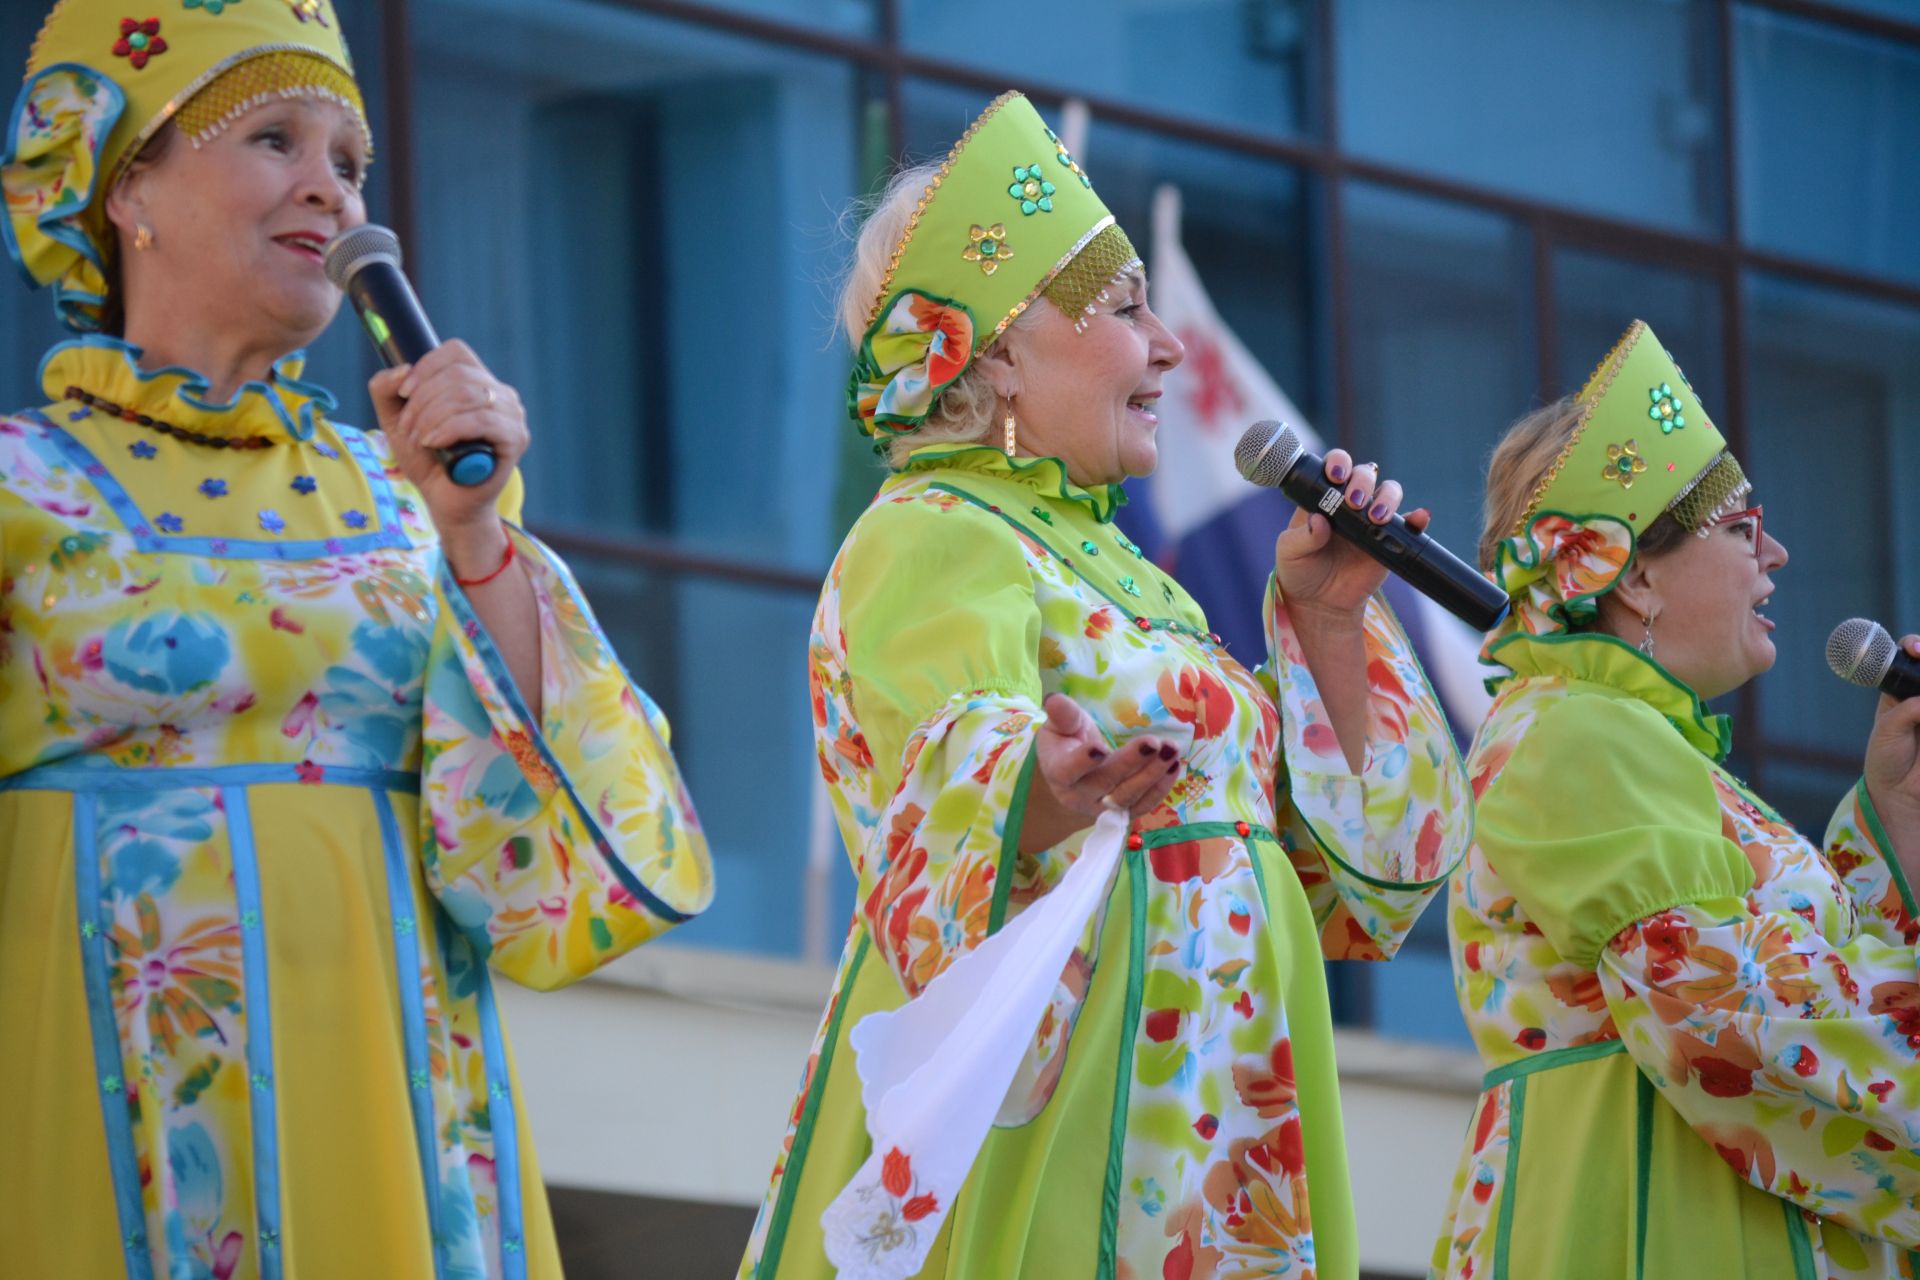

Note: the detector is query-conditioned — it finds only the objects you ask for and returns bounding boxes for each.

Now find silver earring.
[1003,408,1017,458]
[1639,613,1656,657]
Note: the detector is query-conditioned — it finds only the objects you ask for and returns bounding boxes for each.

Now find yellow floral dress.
[1432,631,1920,1279]
[0,338,712,1280]
[740,445,1472,1280]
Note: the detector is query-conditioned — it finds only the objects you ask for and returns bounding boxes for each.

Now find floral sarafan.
[1432,632,1920,1278]
[739,444,1471,1279]
[0,339,711,1277]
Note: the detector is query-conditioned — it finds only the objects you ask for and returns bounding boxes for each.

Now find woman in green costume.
[738,91,1474,1280]
[1431,320,1920,1279]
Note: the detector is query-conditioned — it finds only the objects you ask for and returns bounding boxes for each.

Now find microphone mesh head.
[1826,617,1895,688]
[323,223,403,290]
[1234,420,1302,487]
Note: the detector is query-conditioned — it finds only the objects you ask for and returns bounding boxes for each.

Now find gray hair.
[839,160,1041,469]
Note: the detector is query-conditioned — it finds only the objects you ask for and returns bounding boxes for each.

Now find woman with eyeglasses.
[1428,320,1920,1279]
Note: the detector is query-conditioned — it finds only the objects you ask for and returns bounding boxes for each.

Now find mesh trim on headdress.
[1670,451,1751,534]
[1044,223,1141,331]
[171,49,368,155]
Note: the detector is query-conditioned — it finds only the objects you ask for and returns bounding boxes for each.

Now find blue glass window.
[1736,7,1920,286]
[1744,273,1920,770]
[899,0,1312,139]
[1339,0,1724,234]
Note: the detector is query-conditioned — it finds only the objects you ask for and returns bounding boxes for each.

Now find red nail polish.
[1158,744,1177,760]
[1137,742,1155,756]
[1089,748,1107,761]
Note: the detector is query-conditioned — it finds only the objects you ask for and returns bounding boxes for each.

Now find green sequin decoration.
[1030,507,1053,525]
[1119,576,1141,597]
[1080,540,1099,554]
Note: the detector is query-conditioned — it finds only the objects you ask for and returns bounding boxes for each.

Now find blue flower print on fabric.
[101,612,231,695]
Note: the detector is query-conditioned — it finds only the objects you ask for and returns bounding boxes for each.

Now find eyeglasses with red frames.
[1708,504,1764,556]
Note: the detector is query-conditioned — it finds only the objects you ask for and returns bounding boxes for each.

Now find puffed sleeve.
[417,470,713,990]
[832,494,1093,1122]
[1482,692,1920,1245]
[1258,580,1474,959]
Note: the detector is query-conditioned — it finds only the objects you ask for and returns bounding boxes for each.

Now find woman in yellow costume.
[1430,321,1920,1278]
[0,2,711,1275]
[738,91,1474,1280]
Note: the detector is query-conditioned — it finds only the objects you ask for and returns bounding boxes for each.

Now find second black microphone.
[1234,420,1511,633]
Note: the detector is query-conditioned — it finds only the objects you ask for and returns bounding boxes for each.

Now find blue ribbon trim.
[475,964,527,1279]
[21,407,411,559]
[224,787,284,1279]
[1,763,420,794]
[72,792,156,1278]
[375,790,447,1279]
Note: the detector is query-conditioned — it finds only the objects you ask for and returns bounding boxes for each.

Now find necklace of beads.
[65,386,274,450]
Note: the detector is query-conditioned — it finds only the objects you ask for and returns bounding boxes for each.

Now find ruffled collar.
[1485,630,1732,762]
[37,336,338,444]
[897,444,1127,524]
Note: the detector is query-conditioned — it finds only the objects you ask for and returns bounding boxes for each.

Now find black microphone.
[323,224,496,488]
[1826,619,1920,700]
[1234,420,1510,632]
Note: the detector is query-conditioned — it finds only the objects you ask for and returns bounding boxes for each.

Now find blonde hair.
[838,160,1040,470]
[1479,395,1688,573]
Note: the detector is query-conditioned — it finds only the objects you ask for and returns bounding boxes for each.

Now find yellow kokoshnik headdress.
[1489,320,1752,639]
[849,91,1141,456]
[4,0,368,331]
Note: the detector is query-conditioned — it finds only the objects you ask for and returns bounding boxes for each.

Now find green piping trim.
[1095,851,1146,1280]
[989,748,1037,935]
[757,933,872,1278]
[1136,820,1279,849]
[1858,779,1920,922]
[1291,803,1455,894]
[927,482,1213,644]
[1782,1196,1817,1280]
[1483,629,1732,762]
[1493,1074,1526,1280]
[907,444,1124,522]
[1481,1038,1626,1090]
[1634,1071,1653,1279]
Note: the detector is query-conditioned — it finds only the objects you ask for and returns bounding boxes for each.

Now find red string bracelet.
[453,532,516,588]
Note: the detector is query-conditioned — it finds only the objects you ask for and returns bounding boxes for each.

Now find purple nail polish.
[1328,463,1348,483]
[1349,487,1368,507]
[1089,748,1107,761]
[1370,502,1390,521]
[1158,744,1177,760]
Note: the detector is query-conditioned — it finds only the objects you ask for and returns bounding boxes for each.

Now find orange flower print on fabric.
[1158,665,1235,741]
[1233,1038,1298,1118]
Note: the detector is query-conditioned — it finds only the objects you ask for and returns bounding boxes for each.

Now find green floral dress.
[1432,632,1920,1279]
[740,445,1472,1280]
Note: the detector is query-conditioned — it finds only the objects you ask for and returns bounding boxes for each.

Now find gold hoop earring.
[1003,407,1017,458]
[133,224,155,252]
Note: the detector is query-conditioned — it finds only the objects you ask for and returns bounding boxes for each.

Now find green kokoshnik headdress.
[1489,320,1752,639]
[848,91,1141,455]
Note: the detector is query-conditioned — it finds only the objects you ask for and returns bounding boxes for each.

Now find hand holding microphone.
[1828,618,1920,860]
[1235,421,1511,631]
[324,224,519,496]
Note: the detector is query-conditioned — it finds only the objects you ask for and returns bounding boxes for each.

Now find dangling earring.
[133,224,155,252]
[1639,612,1656,657]
[1003,406,1017,458]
